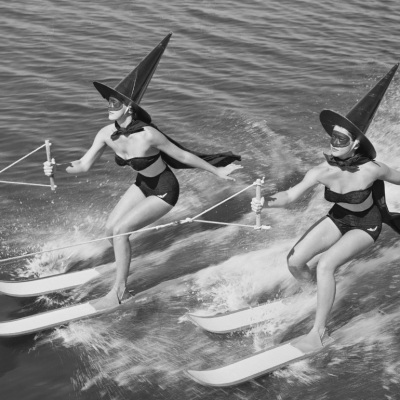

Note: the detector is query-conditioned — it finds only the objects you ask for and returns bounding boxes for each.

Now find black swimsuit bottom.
[135,165,180,207]
[327,203,382,241]
[115,153,179,206]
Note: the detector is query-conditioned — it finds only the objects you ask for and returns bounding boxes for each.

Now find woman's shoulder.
[303,162,341,188]
[98,122,115,133]
[142,125,160,134]
[364,159,391,179]
[310,161,332,176]
[141,125,165,142]
[369,159,387,167]
[302,163,330,184]
[364,159,388,173]
[96,123,115,138]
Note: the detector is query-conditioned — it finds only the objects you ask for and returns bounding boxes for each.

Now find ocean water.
[1,0,400,399]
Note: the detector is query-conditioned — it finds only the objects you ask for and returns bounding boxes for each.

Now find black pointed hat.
[93,32,172,121]
[320,63,399,159]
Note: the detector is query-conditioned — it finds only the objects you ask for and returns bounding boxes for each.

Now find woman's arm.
[375,161,400,185]
[145,127,241,180]
[252,168,321,212]
[44,128,108,176]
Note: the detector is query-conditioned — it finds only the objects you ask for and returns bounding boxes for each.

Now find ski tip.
[184,369,211,386]
[185,313,227,334]
[185,368,243,387]
[185,313,206,325]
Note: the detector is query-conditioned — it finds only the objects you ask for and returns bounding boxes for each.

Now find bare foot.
[291,328,324,354]
[119,289,134,303]
[90,290,120,311]
[89,288,133,311]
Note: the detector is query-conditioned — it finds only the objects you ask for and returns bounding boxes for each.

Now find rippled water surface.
[1,1,400,399]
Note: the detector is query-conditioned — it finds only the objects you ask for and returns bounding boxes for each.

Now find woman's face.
[108,97,128,120]
[330,127,357,158]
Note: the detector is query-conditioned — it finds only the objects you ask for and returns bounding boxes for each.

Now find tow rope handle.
[45,140,56,191]
[255,178,262,228]
[254,177,269,230]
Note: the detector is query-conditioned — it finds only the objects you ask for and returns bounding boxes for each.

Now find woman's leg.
[105,184,147,246]
[112,196,172,294]
[293,229,374,353]
[287,216,342,285]
[91,188,173,310]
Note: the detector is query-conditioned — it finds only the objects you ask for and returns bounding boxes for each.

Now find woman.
[251,64,400,353]
[44,35,242,310]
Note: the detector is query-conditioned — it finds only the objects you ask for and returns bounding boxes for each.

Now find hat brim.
[93,81,151,121]
[320,109,376,159]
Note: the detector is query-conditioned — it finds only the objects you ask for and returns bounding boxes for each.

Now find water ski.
[0,267,103,297]
[0,297,134,337]
[186,334,334,387]
[187,299,285,334]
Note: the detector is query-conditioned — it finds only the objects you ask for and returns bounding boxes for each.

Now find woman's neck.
[116,114,133,128]
[335,149,357,160]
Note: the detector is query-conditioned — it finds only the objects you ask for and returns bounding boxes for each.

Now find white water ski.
[0,297,134,336]
[0,267,103,297]
[186,335,334,387]
[187,299,285,334]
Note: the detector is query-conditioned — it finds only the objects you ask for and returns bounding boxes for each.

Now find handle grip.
[45,140,56,191]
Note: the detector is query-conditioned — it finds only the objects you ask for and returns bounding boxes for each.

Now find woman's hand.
[43,159,56,177]
[251,197,265,213]
[214,164,243,181]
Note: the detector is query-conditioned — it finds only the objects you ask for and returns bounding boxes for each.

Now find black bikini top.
[324,186,373,204]
[115,153,161,171]
[112,120,162,171]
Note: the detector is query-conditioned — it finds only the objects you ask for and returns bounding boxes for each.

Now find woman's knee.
[106,216,131,236]
[105,211,118,233]
[287,247,306,270]
[104,222,115,246]
[316,256,337,277]
[112,221,137,238]
[105,220,114,237]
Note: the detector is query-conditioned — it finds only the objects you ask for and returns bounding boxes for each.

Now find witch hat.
[320,63,399,159]
[93,32,172,121]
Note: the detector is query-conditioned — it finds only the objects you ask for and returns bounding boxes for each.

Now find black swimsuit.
[115,152,180,207]
[325,186,382,241]
[114,124,180,206]
[112,119,241,207]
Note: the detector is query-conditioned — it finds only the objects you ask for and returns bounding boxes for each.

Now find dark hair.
[347,130,361,154]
